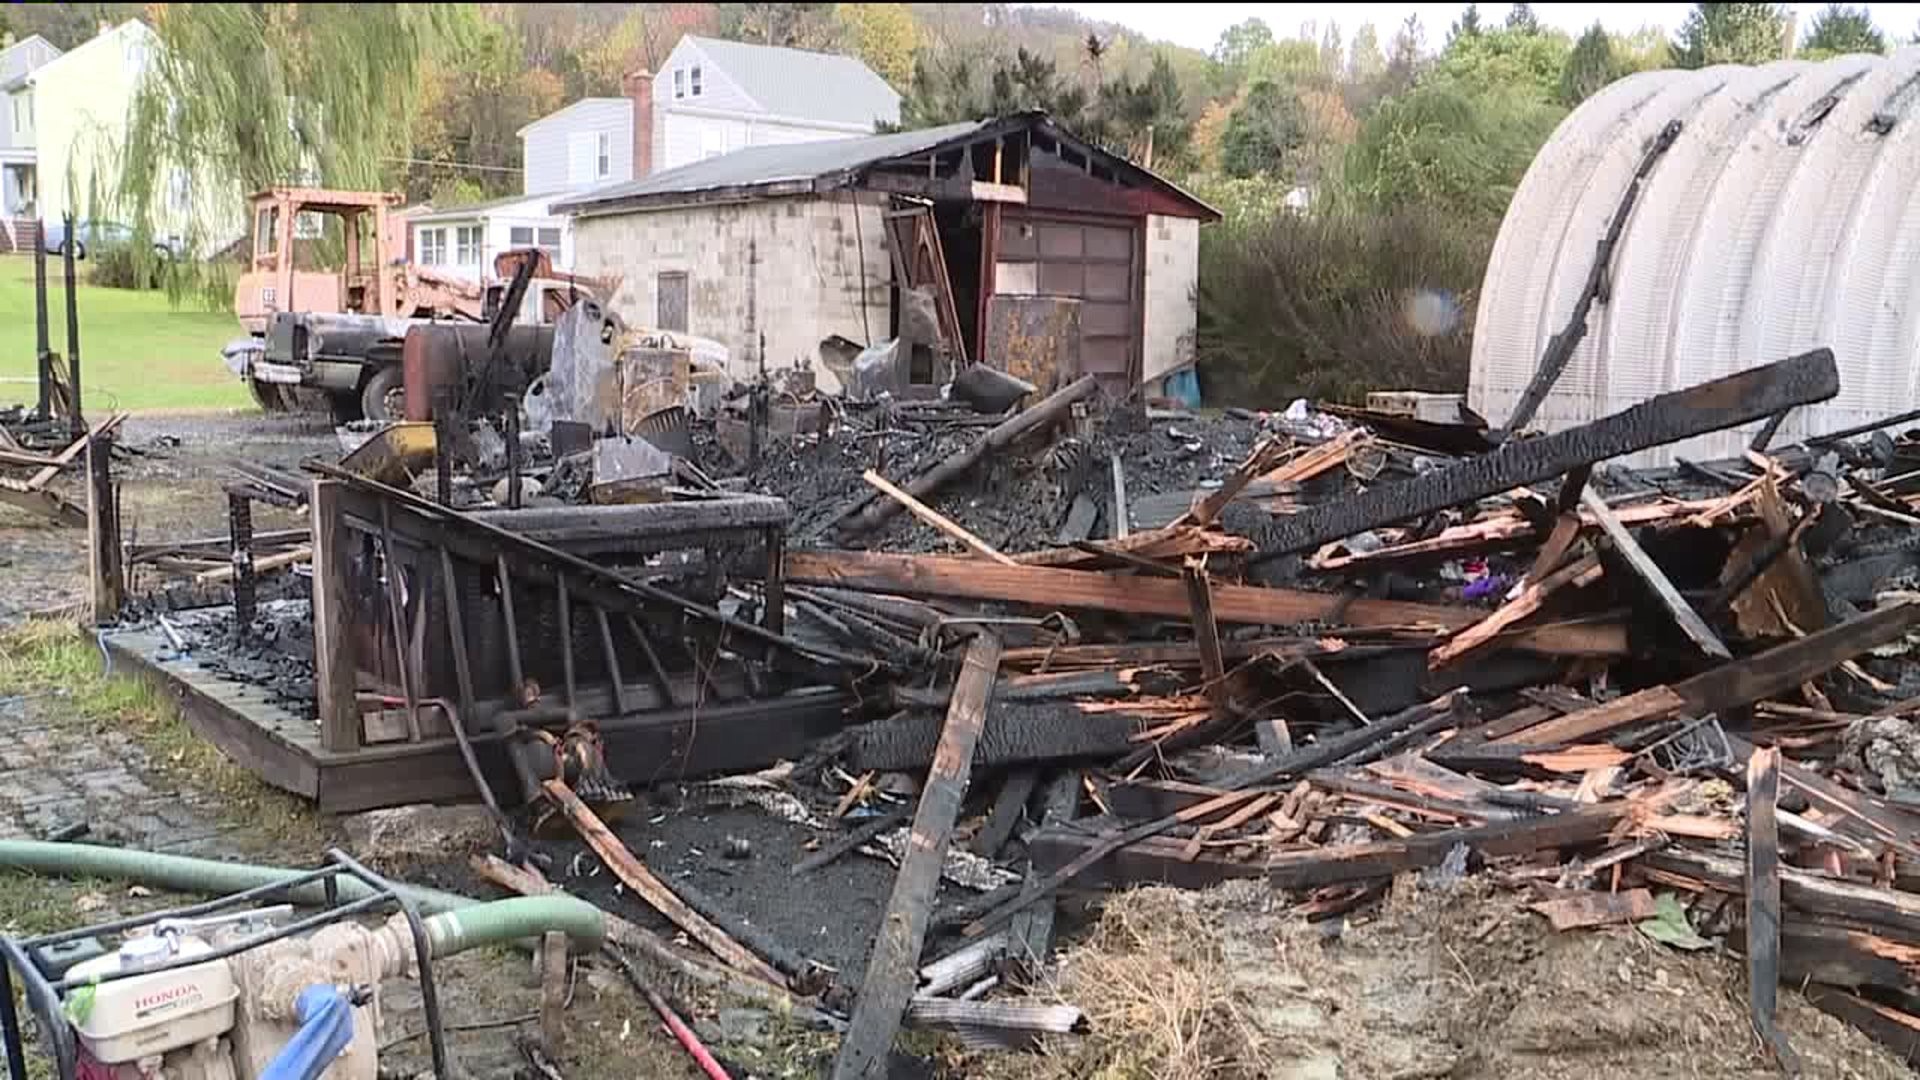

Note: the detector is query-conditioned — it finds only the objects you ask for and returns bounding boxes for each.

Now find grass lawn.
[0,254,254,413]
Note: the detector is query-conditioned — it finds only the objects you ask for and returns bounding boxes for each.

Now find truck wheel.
[360,366,406,423]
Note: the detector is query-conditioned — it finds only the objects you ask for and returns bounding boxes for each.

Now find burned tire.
[359,365,406,424]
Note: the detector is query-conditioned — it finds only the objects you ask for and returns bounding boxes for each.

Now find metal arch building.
[1470,49,1920,464]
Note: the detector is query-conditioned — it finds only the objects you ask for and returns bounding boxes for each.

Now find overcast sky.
[1034,3,1920,53]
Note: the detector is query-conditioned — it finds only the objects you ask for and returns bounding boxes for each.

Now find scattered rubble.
[23,330,1920,1080]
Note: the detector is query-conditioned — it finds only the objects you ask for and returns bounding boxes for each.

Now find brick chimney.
[623,69,654,179]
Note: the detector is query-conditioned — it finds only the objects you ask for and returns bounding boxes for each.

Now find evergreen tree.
[1505,3,1542,35]
[1674,3,1790,67]
[1560,24,1619,105]
[1447,3,1484,46]
[1220,81,1306,179]
[1801,4,1886,55]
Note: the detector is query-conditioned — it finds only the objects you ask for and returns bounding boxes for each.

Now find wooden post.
[310,479,360,753]
[1747,746,1799,1071]
[539,931,568,1057]
[1183,559,1227,720]
[85,431,122,625]
[833,631,1002,1080]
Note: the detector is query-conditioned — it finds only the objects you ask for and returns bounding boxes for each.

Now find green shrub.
[85,243,160,290]
[1195,202,1493,406]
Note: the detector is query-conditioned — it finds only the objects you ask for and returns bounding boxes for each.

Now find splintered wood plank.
[1430,550,1602,669]
[862,468,1015,565]
[787,550,1624,656]
[834,632,1001,1080]
[1747,746,1798,1070]
[1011,524,1252,568]
[1264,804,1628,890]
[1180,436,1292,527]
[544,778,788,989]
[1529,888,1656,931]
[1501,600,1920,746]
[1581,488,1730,660]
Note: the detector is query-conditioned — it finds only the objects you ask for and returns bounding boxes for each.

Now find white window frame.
[419,227,446,266]
[536,226,562,257]
[596,132,611,179]
[674,69,685,99]
[690,66,702,97]
[10,93,27,138]
[455,224,483,265]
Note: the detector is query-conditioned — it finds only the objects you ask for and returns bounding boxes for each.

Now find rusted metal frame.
[309,462,883,673]
[436,547,478,723]
[556,573,577,710]
[594,608,628,715]
[762,526,785,635]
[495,555,527,697]
[625,613,679,709]
[379,500,419,734]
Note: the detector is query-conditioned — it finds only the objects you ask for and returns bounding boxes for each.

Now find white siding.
[573,194,891,392]
[490,215,573,270]
[660,38,757,114]
[655,109,874,174]
[522,99,633,193]
[1472,49,1920,464]
[1142,214,1199,385]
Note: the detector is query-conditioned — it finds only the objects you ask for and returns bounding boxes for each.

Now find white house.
[518,35,902,195]
[406,191,571,284]
[0,34,62,247]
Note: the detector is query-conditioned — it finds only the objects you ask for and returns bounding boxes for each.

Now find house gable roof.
[515,97,627,138]
[677,35,899,129]
[550,113,1219,222]
[0,35,61,87]
[408,191,570,224]
[26,20,152,87]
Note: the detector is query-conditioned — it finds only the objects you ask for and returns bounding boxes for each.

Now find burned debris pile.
[59,339,1920,1075]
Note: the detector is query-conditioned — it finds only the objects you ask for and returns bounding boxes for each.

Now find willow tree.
[114,3,455,288]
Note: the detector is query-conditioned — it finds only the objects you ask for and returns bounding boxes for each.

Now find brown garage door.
[995,212,1139,391]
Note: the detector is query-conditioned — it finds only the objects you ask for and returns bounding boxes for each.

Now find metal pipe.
[33,224,49,419]
[62,213,81,436]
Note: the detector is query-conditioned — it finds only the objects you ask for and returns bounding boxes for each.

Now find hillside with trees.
[54,2,1912,401]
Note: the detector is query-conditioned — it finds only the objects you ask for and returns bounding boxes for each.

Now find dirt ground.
[993,879,1910,1080]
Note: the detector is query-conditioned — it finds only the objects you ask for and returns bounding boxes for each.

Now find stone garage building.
[551,112,1218,396]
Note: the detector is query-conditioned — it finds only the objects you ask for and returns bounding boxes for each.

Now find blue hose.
[259,986,355,1080]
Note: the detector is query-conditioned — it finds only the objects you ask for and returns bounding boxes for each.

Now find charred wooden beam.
[1806,990,1920,1065]
[1644,847,1920,946]
[972,770,1040,858]
[1265,804,1626,890]
[1498,600,1920,745]
[834,632,1002,1080]
[786,550,1626,656]
[1746,746,1798,1070]
[964,693,1469,937]
[1252,349,1840,559]
[838,375,1098,537]
[1009,770,1078,973]
[848,702,1142,772]
[792,806,913,876]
